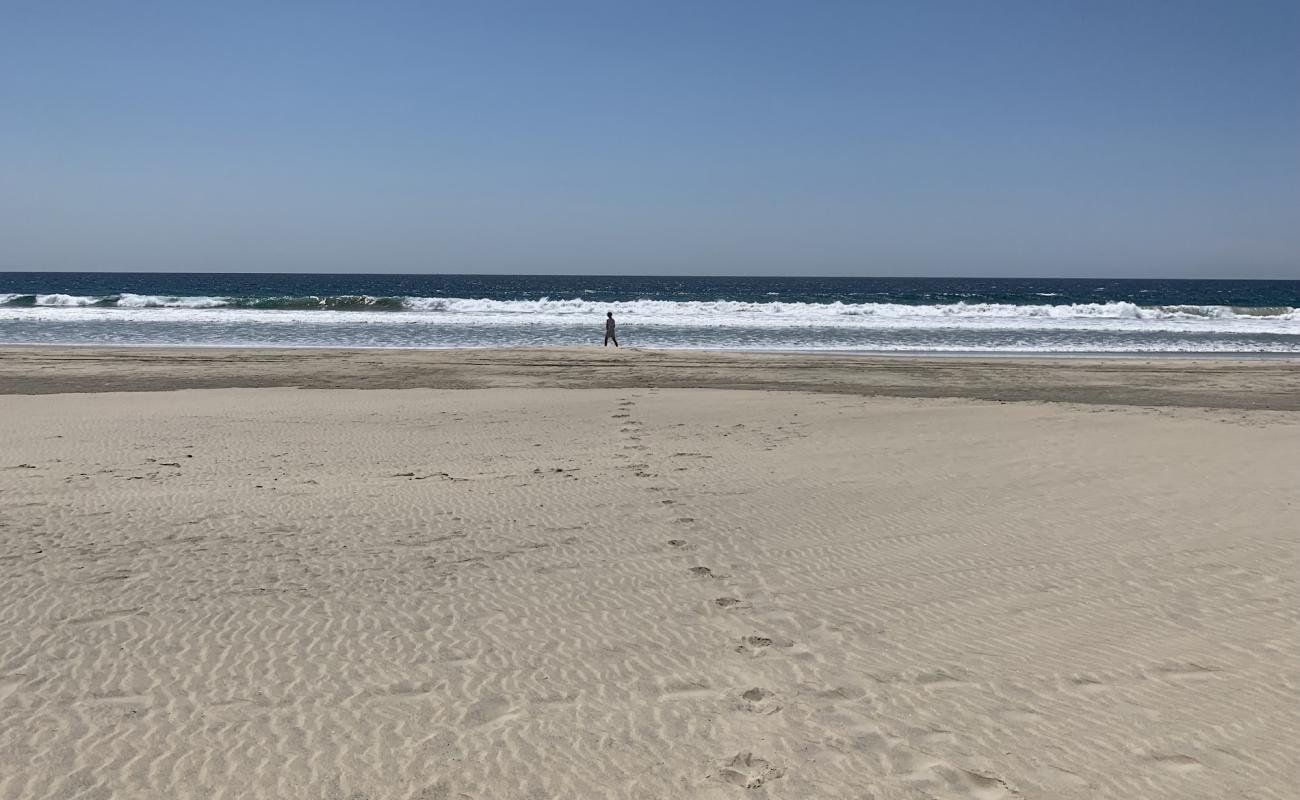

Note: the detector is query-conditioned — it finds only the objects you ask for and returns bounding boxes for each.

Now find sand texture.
[0,353,1297,798]
[2,346,1299,410]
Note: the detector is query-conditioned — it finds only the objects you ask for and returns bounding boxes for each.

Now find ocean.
[2,272,1298,354]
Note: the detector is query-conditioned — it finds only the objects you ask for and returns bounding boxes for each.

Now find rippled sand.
[1,353,1297,798]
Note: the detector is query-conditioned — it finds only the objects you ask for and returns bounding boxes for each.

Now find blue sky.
[2,1,1297,277]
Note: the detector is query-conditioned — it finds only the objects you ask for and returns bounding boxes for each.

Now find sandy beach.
[1,347,1297,799]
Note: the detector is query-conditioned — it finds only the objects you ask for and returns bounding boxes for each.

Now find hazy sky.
[2,1,1298,277]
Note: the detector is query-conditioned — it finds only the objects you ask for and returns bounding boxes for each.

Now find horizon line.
[2,269,1298,283]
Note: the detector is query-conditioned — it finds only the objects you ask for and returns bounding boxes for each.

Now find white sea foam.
[114,293,229,308]
[35,293,100,306]
[2,296,1298,333]
[398,297,1300,326]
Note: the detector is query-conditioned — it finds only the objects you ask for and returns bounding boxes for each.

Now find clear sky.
[2,1,1298,278]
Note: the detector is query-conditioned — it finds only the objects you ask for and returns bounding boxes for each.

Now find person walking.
[604,312,619,347]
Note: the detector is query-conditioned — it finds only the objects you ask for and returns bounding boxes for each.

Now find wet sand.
[2,345,1299,410]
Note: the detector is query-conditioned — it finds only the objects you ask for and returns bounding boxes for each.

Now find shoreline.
[5,340,1300,359]
[3,344,1298,410]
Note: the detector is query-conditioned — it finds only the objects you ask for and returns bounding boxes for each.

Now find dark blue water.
[2,272,1298,353]
[2,272,1298,308]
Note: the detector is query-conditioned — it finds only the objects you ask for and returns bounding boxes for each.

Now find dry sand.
[0,348,1297,798]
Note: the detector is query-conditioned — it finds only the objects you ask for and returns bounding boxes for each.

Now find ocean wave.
[115,293,229,308]
[0,293,103,307]
[2,293,1296,330]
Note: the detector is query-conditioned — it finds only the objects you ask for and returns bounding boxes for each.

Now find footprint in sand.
[688,566,714,578]
[736,634,793,656]
[738,687,783,715]
[714,597,741,608]
[716,753,784,789]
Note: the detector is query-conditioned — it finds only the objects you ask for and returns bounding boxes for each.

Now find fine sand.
[3,345,1300,410]
[0,348,1297,798]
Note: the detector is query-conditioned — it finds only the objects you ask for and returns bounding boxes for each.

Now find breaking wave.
[2,292,1296,323]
